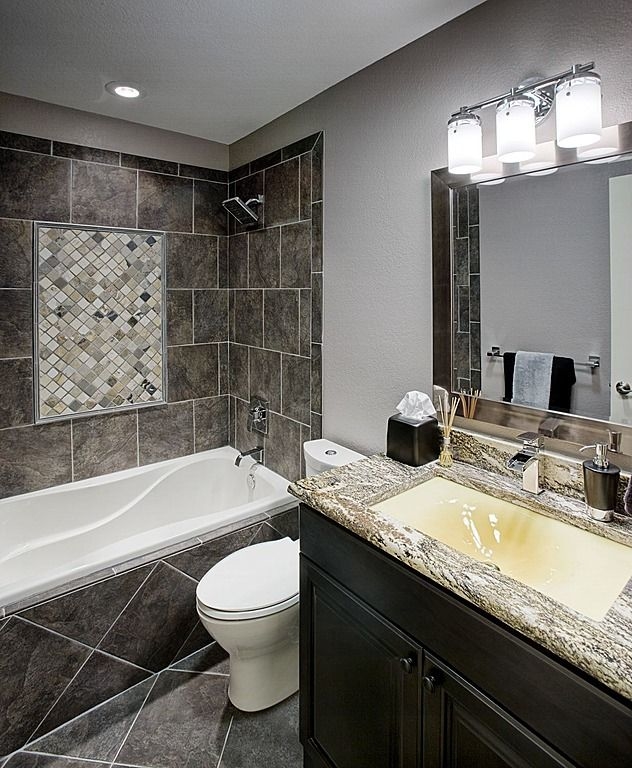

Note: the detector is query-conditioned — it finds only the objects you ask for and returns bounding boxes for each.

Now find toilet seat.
[196,537,299,621]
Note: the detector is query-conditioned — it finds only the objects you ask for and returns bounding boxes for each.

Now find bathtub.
[0,446,295,612]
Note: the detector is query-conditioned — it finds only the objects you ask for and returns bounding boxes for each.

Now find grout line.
[26,648,97,743]
[109,673,161,767]
[95,562,159,651]
[20,750,112,766]
[161,560,199,583]
[169,621,205,667]
[135,170,139,229]
[216,715,234,768]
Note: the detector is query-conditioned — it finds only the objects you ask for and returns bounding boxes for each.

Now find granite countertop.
[289,455,632,701]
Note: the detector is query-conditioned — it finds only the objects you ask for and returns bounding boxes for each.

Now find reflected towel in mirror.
[503,352,576,413]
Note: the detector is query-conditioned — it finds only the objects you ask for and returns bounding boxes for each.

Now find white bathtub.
[0,446,295,611]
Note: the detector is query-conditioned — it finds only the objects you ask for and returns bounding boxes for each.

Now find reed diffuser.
[459,388,481,419]
[437,394,458,467]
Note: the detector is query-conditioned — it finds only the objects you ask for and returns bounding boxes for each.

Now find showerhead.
[222,195,263,225]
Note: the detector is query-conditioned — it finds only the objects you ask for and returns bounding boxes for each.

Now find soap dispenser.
[579,442,620,522]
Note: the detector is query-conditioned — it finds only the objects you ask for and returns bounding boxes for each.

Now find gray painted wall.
[230,0,632,454]
[478,162,622,421]
[0,92,229,169]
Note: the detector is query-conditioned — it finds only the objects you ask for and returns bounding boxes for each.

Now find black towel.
[502,352,577,413]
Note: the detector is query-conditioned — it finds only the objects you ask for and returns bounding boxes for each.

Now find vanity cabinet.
[300,505,632,768]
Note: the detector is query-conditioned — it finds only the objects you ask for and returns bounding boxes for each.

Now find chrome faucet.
[235,446,264,467]
[506,432,544,495]
[247,397,268,435]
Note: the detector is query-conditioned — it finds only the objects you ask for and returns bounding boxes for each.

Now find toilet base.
[197,602,299,712]
[228,640,299,711]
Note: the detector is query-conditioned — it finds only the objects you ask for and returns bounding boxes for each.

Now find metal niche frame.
[33,222,168,423]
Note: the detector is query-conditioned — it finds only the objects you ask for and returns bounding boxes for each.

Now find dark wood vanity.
[299,505,632,768]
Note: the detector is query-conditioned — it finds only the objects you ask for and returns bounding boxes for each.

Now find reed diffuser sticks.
[459,389,481,419]
[438,394,459,437]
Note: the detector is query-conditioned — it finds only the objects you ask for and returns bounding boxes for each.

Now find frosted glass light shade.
[447,113,482,175]
[496,96,536,163]
[555,72,601,148]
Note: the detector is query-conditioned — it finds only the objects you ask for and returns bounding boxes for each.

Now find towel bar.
[486,347,600,370]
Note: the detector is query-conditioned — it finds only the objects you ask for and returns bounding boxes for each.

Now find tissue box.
[386,414,442,467]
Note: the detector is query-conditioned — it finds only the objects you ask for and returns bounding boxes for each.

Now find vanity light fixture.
[471,173,505,186]
[446,62,601,174]
[105,81,144,99]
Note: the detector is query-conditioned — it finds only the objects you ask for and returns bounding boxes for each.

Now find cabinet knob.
[399,656,415,674]
[423,673,441,693]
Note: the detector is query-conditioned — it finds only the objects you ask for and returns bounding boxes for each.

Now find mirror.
[432,121,632,450]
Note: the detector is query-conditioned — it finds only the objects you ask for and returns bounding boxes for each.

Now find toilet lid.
[196,537,299,613]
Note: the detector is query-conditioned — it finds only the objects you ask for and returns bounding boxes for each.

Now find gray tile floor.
[4,642,302,768]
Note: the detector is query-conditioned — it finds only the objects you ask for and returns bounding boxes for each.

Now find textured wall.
[0,92,229,170]
[229,0,632,455]
[0,130,230,498]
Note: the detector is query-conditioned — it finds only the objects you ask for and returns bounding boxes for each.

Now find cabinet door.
[422,654,573,768]
[301,559,421,768]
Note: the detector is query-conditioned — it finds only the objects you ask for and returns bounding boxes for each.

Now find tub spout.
[235,446,264,466]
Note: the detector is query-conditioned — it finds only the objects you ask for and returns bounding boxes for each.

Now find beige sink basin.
[371,477,632,621]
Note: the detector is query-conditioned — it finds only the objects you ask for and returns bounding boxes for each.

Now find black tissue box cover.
[386,414,442,467]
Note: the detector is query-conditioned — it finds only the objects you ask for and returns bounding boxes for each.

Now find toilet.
[196,438,365,711]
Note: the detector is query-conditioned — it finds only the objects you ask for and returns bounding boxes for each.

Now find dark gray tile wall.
[228,134,324,478]
[0,507,297,759]
[452,185,481,392]
[0,131,231,499]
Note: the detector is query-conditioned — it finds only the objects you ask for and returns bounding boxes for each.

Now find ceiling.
[0,0,484,144]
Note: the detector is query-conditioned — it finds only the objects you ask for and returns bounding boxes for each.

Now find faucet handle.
[517,431,543,449]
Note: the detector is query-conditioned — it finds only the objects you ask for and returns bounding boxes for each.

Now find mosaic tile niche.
[35,224,165,420]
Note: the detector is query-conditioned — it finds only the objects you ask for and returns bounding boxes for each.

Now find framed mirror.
[432,121,632,456]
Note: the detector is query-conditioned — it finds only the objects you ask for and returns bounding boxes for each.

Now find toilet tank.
[303,439,365,476]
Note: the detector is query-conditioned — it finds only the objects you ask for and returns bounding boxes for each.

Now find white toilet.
[196,439,365,711]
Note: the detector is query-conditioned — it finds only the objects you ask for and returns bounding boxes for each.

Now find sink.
[370,477,632,621]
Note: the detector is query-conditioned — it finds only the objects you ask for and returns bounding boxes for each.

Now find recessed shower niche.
[34,223,166,421]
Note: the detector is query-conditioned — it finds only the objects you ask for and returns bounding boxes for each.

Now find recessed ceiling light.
[105,81,144,99]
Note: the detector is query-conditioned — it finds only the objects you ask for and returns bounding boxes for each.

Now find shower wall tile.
[218,236,229,288]
[138,401,194,464]
[311,200,323,271]
[71,163,136,228]
[311,343,322,415]
[0,218,32,288]
[71,411,138,482]
[193,289,228,343]
[281,220,311,288]
[0,130,51,154]
[166,233,218,289]
[167,290,193,346]
[249,226,280,288]
[265,412,301,481]
[229,343,250,401]
[249,347,281,412]
[179,164,227,183]
[0,421,72,497]
[0,357,33,429]
[227,135,323,480]
[138,172,193,232]
[168,343,219,401]
[193,180,227,236]
[54,142,119,165]
[98,562,198,672]
[229,232,248,289]
[0,149,70,221]
[121,153,178,175]
[0,618,91,756]
[233,290,264,347]
[219,341,229,394]
[268,507,300,540]
[194,395,229,452]
[299,153,312,219]
[166,523,261,580]
[264,289,300,354]
[312,133,323,202]
[264,157,299,226]
[281,354,310,425]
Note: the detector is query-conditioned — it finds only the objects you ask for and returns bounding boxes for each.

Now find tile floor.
[3,639,302,768]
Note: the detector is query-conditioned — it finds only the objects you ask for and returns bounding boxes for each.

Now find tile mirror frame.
[34,222,167,423]
[431,120,632,458]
